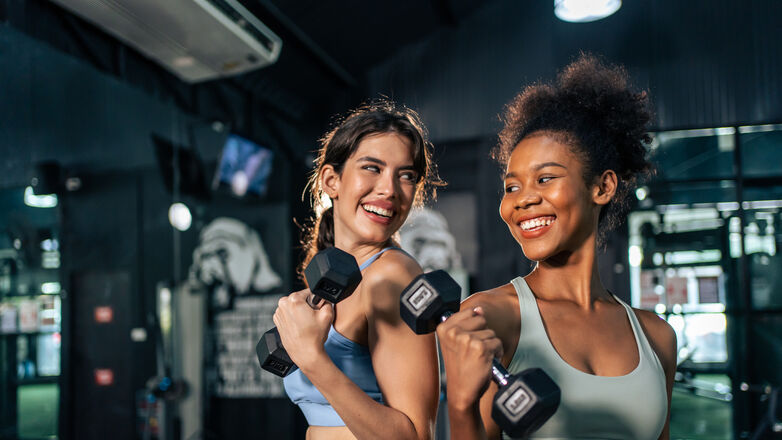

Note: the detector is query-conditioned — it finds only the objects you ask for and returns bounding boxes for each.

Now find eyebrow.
[504,162,567,179]
[356,156,416,170]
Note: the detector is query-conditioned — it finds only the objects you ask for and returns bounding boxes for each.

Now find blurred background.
[0,0,780,438]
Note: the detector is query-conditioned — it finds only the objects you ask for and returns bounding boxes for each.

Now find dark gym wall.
[1,23,306,440]
[365,0,782,301]
[368,0,782,142]
[0,26,214,188]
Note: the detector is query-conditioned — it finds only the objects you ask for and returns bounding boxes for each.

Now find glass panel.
[671,374,732,439]
[630,179,735,438]
[742,185,782,311]
[628,181,736,311]
[750,317,782,388]
[18,383,58,438]
[739,125,782,178]
[651,128,736,181]
[0,187,61,438]
[645,180,737,207]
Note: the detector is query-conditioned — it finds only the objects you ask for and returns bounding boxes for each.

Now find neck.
[526,234,612,310]
[332,218,391,267]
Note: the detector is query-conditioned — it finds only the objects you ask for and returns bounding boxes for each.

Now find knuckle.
[468,338,484,351]
[455,332,471,345]
[444,325,460,341]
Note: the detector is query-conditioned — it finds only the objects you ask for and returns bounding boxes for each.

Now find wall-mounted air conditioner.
[49,0,282,83]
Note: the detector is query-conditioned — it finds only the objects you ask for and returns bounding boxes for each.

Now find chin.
[358,227,394,245]
[519,241,556,262]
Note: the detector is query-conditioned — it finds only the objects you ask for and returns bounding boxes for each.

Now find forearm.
[447,400,487,440]
[302,354,423,440]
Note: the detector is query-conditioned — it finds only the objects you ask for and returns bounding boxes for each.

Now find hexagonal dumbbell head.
[491,367,561,438]
[400,270,461,334]
[256,327,296,377]
[258,247,361,377]
[304,247,362,304]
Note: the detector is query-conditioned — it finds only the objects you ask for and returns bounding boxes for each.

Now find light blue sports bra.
[503,277,668,440]
[283,247,401,427]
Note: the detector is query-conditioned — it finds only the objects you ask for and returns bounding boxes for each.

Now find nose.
[514,187,541,209]
[375,170,398,197]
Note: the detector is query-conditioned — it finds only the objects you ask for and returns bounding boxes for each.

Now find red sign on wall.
[94,306,113,323]
[666,276,688,305]
[94,368,114,386]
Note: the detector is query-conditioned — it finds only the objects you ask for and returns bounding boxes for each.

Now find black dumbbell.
[400,270,561,438]
[257,247,362,377]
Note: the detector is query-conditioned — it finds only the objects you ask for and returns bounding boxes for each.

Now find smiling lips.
[518,215,556,238]
[362,203,395,225]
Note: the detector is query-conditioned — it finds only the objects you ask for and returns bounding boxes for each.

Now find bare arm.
[365,255,440,439]
[296,254,439,440]
[635,310,678,440]
[439,307,496,440]
[439,289,519,440]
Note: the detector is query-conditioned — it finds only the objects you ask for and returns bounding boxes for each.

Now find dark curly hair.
[494,53,653,245]
[298,99,442,280]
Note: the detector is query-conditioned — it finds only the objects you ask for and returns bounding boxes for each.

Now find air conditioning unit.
[49,0,282,83]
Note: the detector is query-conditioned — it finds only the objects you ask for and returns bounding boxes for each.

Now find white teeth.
[519,217,554,231]
[363,204,394,218]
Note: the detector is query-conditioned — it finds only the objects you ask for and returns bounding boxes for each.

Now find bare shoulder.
[361,249,422,288]
[462,283,518,313]
[360,249,423,314]
[633,308,677,369]
[462,283,521,358]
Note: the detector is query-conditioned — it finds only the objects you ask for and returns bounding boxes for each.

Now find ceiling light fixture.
[168,202,192,231]
[555,0,621,23]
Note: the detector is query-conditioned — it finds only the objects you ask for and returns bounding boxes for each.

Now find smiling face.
[322,132,418,248]
[499,133,606,262]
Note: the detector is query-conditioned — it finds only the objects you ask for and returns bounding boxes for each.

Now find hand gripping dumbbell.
[256,247,362,377]
[400,270,561,438]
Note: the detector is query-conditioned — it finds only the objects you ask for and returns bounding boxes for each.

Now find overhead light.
[168,202,192,231]
[635,186,649,201]
[24,186,58,208]
[555,0,621,22]
[628,245,643,267]
[42,282,62,295]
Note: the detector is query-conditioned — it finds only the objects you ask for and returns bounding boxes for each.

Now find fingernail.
[473,306,483,314]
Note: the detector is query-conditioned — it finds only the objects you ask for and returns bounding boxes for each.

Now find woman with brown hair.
[273,100,442,440]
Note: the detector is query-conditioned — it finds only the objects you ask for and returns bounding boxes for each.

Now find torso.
[302,252,387,440]
[532,288,641,377]
[293,247,419,439]
[479,281,670,380]
[469,277,671,440]
[306,426,357,440]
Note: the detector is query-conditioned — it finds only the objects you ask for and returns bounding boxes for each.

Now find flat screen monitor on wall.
[214,135,274,198]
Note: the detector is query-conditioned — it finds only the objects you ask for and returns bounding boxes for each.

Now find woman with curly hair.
[436,55,677,439]
[274,100,442,439]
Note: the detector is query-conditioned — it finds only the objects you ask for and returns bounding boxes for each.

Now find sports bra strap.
[358,246,402,271]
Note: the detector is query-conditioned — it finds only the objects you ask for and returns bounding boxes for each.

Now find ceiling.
[230,0,489,113]
[4,0,489,128]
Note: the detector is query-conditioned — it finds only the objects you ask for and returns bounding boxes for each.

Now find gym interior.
[1,0,780,439]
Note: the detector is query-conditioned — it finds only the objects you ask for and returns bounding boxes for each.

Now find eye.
[362,165,380,173]
[538,176,554,184]
[504,184,519,193]
[400,171,418,182]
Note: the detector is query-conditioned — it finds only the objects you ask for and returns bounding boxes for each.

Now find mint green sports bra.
[503,277,668,440]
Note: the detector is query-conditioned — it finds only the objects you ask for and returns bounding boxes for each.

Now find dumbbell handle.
[306,294,325,309]
[439,312,511,387]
